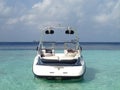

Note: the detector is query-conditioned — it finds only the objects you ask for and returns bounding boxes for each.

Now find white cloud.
[0,0,11,17]
[6,18,19,24]
[0,0,120,42]
[17,0,84,27]
[95,14,109,23]
[32,0,51,10]
[94,0,120,26]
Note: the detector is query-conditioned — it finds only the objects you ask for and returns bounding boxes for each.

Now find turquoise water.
[0,49,120,90]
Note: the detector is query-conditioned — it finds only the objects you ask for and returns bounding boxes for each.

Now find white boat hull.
[33,55,86,78]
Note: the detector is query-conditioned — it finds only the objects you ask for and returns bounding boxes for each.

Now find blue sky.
[0,0,120,42]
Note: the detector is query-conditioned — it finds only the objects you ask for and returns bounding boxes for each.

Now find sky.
[0,0,120,42]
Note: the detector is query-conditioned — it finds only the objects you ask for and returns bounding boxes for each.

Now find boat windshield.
[41,41,79,50]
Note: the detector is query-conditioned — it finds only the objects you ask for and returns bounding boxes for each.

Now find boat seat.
[41,56,59,63]
[41,56,58,60]
[41,49,54,57]
[59,56,75,60]
[64,49,78,57]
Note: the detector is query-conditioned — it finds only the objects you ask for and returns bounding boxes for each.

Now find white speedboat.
[32,26,86,79]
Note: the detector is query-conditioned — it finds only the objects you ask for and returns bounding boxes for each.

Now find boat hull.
[32,56,86,79]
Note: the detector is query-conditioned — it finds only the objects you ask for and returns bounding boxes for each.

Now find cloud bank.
[0,0,120,42]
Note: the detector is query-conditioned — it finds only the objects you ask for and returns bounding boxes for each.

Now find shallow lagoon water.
[0,49,120,90]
